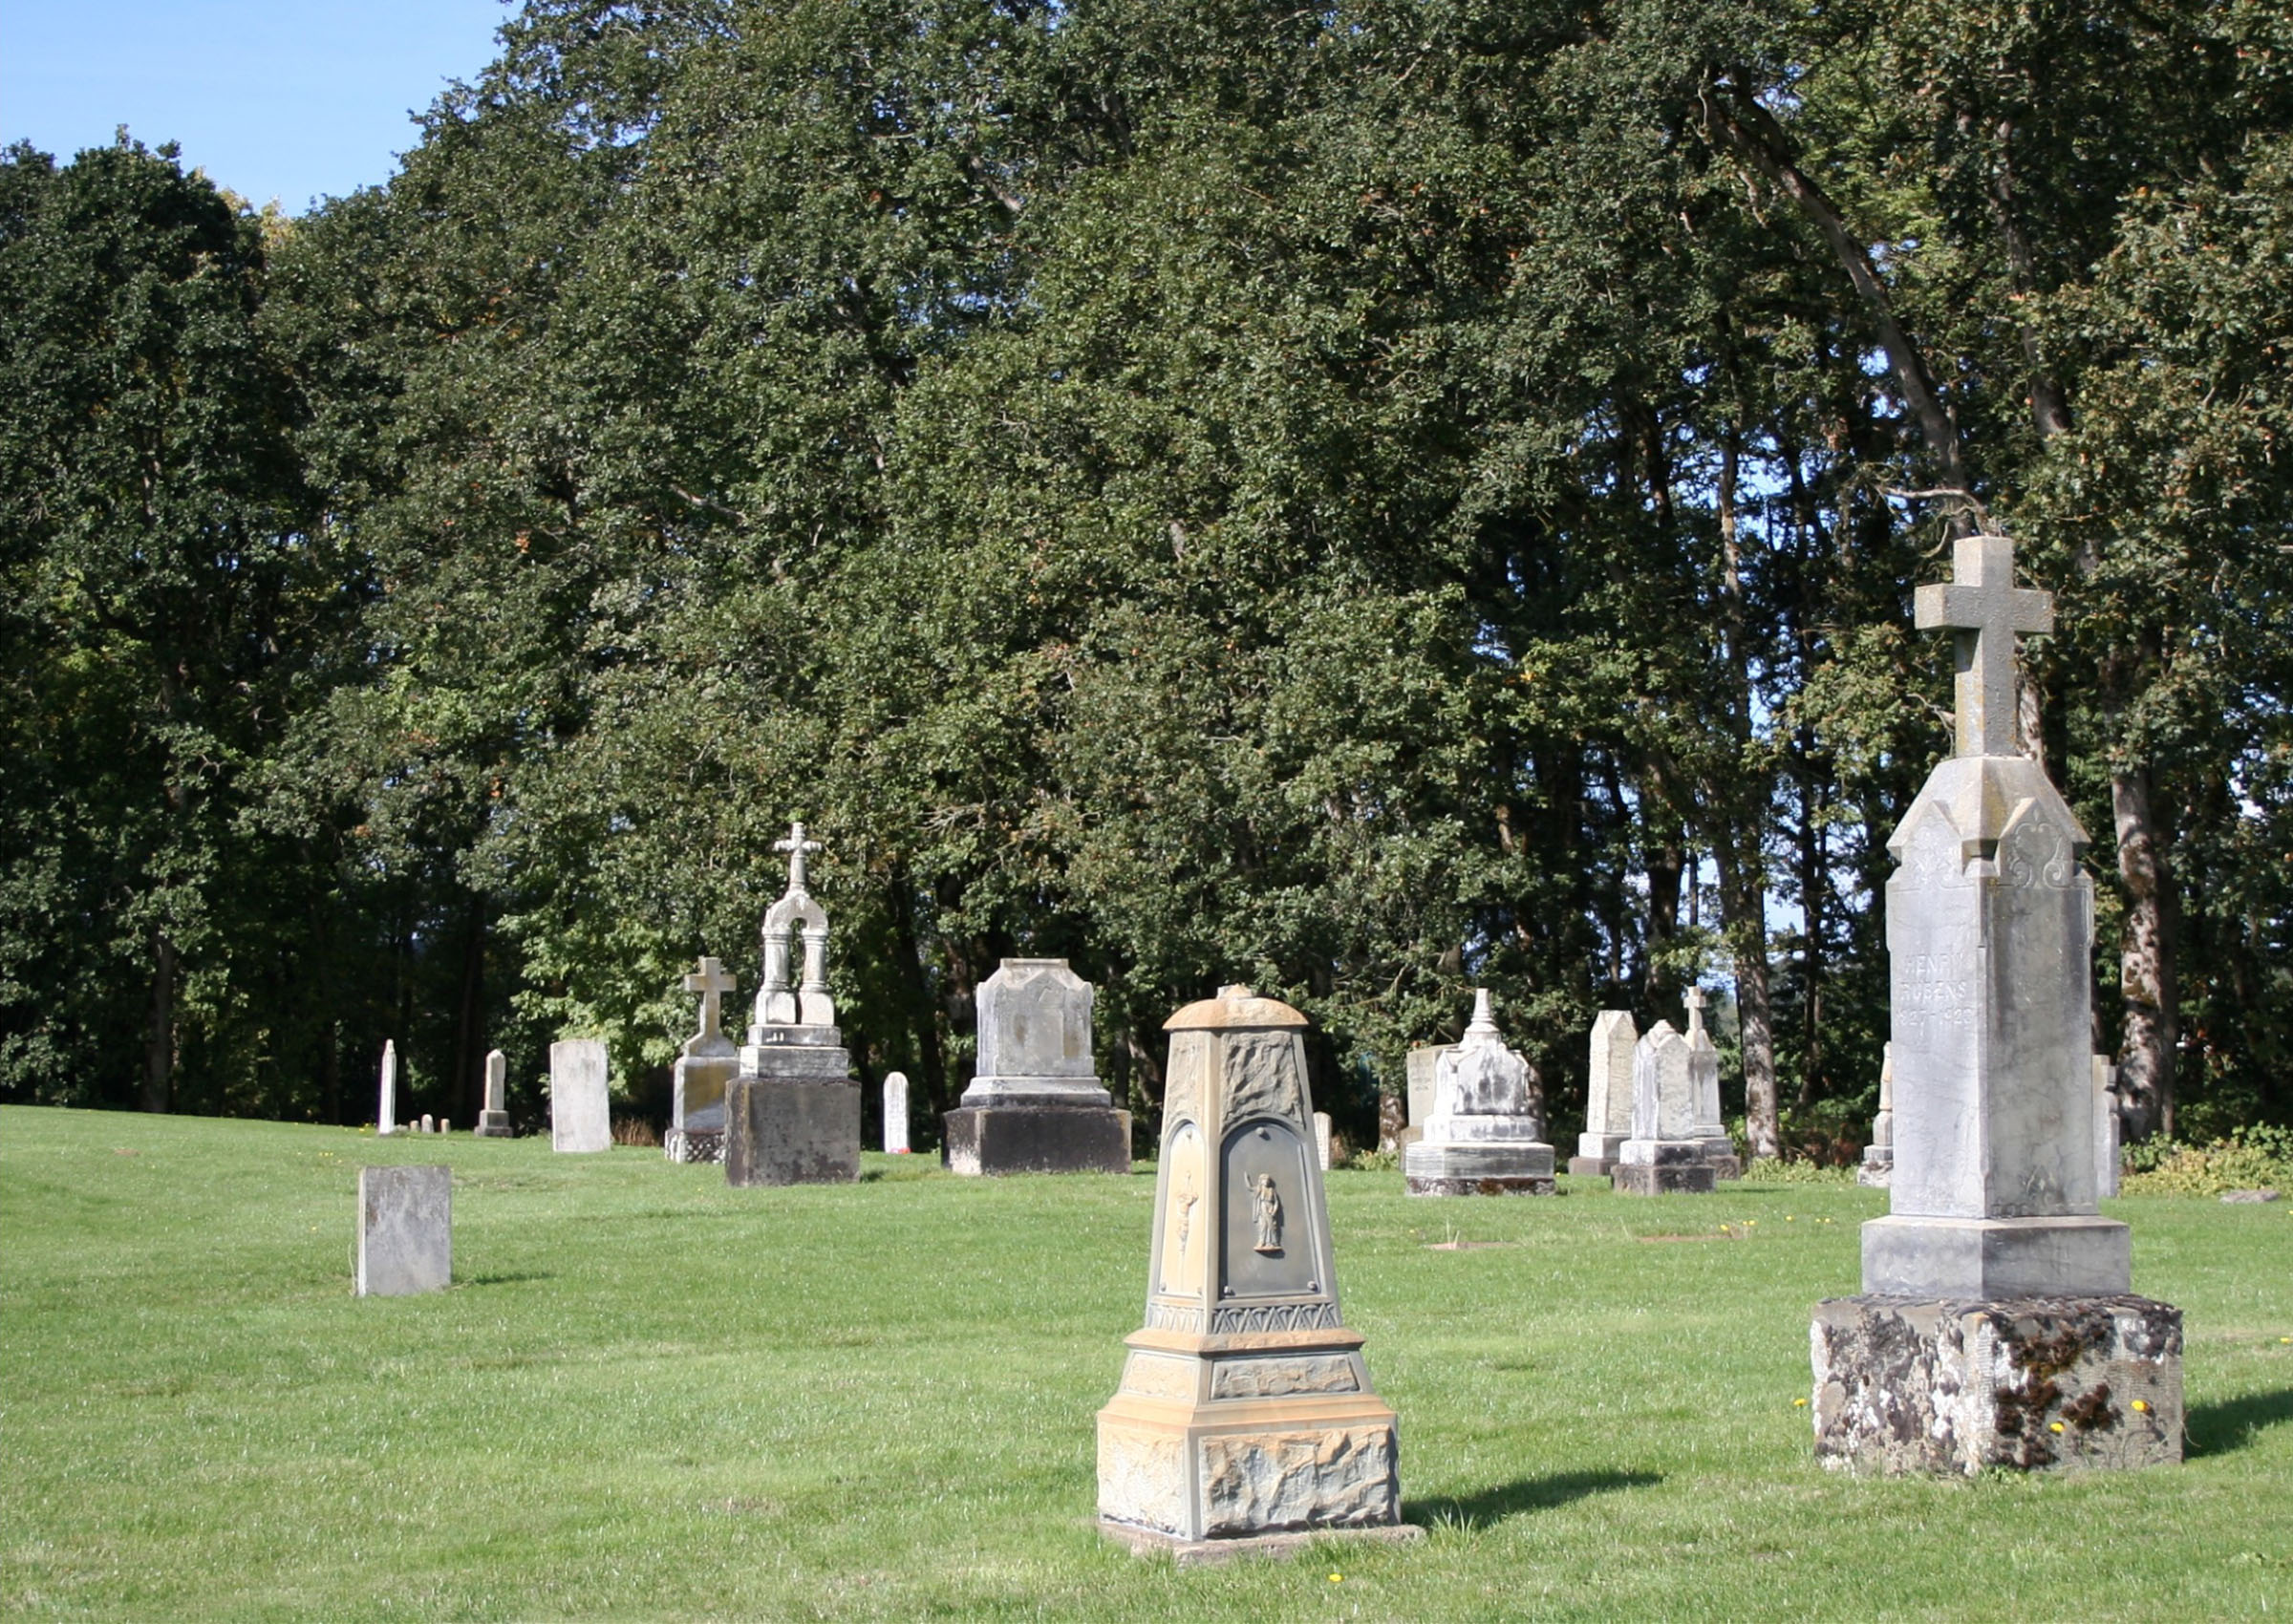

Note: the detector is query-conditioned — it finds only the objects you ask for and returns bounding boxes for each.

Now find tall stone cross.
[684,955,737,1041]
[1913,534,2053,759]
[1682,986,1708,1037]
[776,822,823,894]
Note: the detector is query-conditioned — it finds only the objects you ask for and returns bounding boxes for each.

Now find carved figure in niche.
[1252,1174,1283,1253]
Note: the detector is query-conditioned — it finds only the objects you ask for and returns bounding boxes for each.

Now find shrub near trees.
[4,0,2290,1149]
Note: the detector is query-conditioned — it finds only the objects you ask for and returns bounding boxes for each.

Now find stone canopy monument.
[1404,990,1555,1196]
[724,823,859,1186]
[1612,1021,1717,1195]
[667,956,739,1164]
[1568,1011,1637,1177]
[1811,533,2182,1474]
[943,958,1129,1175]
[1098,987,1412,1558]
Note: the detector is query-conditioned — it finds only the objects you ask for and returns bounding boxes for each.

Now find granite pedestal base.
[1612,1162,1716,1195]
[1811,1293,2182,1475]
[942,1104,1130,1175]
[474,1109,513,1139]
[1861,1214,2131,1299]
[1567,1133,1623,1179]
[1403,1141,1557,1197]
[725,1068,858,1186]
[664,1128,724,1165]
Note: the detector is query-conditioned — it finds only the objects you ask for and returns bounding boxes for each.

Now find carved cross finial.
[774,821,824,893]
[683,955,737,1040]
[1913,534,2053,759]
[1683,986,1707,1037]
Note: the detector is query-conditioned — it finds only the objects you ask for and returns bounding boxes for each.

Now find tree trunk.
[142,928,176,1113]
[2112,764,2178,1139]
[1715,842,1781,1159]
[452,897,487,1124]
[888,868,950,1114]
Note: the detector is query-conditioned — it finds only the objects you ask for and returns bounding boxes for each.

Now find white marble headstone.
[549,1038,611,1153]
[376,1040,398,1137]
[884,1071,910,1153]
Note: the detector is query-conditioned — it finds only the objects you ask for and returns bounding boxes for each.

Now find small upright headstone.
[1612,1023,1716,1195]
[1857,1044,1896,1187]
[1402,1045,1449,1150]
[1568,1011,1638,1176]
[2093,1055,2121,1200]
[1811,532,2179,1475]
[725,823,859,1186]
[1313,1110,1334,1170]
[884,1072,911,1154]
[1097,986,1412,1558]
[376,1040,399,1136]
[1683,990,1741,1180]
[549,1039,611,1154]
[440,1119,451,1135]
[355,1165,451,1296]
[420,1113,436,1136]
[1404,990,1556,1196]
[475,1049,513,1137]
[667,956,739,1164]
[944,958,1129,1175]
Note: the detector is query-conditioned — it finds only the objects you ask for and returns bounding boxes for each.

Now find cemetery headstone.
[1313,1111,1333,1171]
[549,1038,611,1154]
[376,1040,399,1136]
[884,1072,911,1154]
[724,823,859,1186]
[1811,533,2180,1474]
[1098,986,1414,1559]
[667,956,739,1164]
[1612,1022,1716,1195]
[944,958,1129,1175]
[1404,990,1556,1196]
[355,1165,450,1296]
[1402,1045,1449,1150]
[2093,1055,2121,1200]
[475,1048,513,1137]
[1683,989,1741,1179]
[1856,1043,1895,1187]
[420,1114,435,1135]
[1568,1011,1638,1176]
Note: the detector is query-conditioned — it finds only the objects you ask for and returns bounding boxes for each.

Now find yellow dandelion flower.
[2048,1421,2066,1434]
[1328,1573,1343,1583]
[1793,1397,1809,1408]
[2132,1400,2150,1413]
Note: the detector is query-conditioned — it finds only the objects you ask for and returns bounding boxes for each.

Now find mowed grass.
[2,1105,2288,1622]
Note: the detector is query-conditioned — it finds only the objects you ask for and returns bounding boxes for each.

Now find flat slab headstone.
[1570,1011,1637,1175]
[355,1165,451,1296]
[549,1038,611,1153]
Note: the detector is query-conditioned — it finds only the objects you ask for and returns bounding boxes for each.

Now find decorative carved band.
[1210,1301,1339,1335]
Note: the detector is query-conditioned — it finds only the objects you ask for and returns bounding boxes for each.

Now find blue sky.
[2,1,510,211]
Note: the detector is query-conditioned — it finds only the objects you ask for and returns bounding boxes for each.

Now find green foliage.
[2123,1125,2293,1197]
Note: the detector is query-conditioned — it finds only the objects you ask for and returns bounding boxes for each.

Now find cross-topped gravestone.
[1913,533,2053,759]
[776,822,823,893]
[684,956,737,1043]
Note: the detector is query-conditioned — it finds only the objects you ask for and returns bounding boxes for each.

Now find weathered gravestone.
[945,958,1129,1175]
[1683,990,1741,1179]
[1811,534,2181,1475]
[667,956,739,1164]
[1401,1045,1450,1151]
[1404,990,1555,1196]
[2093,1055,2122,1201]
[420,1114,435,1135]
[725,823,859,1186]
[1098,986,1414,1560]
[1856,1043,1895,1187]
[884,1072,911,1153]
[376,1040,399,1137]
[1568,1011,1637,1177]
[549,1038,611,1153]
[355,1165,450,1296]
[1612,1022,1716,1195]
[476,1048,512,1137]
[1313,1111,1333,1171]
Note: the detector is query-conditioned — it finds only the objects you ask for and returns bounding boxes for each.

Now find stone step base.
[1405,1174,1557,1197]
[942,1104,1131,1175]
[1612,1162,1717,1196]
[664,1129,724,1165]
[1811,1293,2183,1476]
[1565,1156,1616,1178]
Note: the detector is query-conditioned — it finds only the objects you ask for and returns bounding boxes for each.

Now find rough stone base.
[941,1104,1130,1175]
[724,1075,860,1186]
[1612,1162,1716,1196]
[473,1110,513,1139]
[1811,1293,2183,1476]
[1099,1518,1424,1569]
[664,1128,724,1165]
[1406,1174,1558,1197]
[1709,1154,1744,1182]
[1856,1156,1893,1188]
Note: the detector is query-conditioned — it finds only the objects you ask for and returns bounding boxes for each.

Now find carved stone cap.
[1164,985,1311,1032]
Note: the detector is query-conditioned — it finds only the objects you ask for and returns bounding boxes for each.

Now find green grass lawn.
[2,1104,2288,1622]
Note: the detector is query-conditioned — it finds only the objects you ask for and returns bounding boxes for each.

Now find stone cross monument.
[725,823,858,1186]
[667,956,739,1164]
[1682,989,1740,1179]
[944,959,1129,1175]
[1097,987,1413,1558]
[1811,533,2181,1473]
[1404,990,1555,1196]
[475,1048,512,1137]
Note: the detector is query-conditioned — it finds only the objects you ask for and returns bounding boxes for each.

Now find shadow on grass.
[2187,1387,2293,1457]
[459,1271,553,1287]
[1406,1468,1661,1530]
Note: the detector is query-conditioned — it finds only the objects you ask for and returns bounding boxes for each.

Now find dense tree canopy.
[6,0,2290,1151]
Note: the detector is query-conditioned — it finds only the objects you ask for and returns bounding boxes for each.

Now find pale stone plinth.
[1614,1022,1715,1196]
[1405,990,1555,1196]
[1569,1010,1637,1176]
[375,1040,400,1137]
[549,1038,611,1153]
[947,958,1128,1175]
[1811,1295,2182,1474]
[669,956,739,1164]
[1815,533,2177,1476]
[355,1165,450,1296]
[1099,987,1409,1549]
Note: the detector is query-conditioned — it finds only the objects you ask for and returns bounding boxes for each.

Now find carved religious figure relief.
[1158,1125,1204,1295]
[1251,1174,1283,1254]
